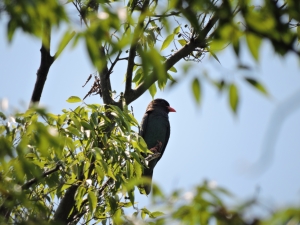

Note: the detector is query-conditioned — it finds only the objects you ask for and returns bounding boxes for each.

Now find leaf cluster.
[0,102,150,224]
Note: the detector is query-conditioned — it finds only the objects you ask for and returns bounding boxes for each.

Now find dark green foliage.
[0,103,146,224]
[1,0,300,224]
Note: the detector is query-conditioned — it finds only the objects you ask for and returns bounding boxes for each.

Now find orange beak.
[167,106,176,112]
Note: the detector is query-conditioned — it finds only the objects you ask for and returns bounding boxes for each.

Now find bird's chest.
[143,115,169,148]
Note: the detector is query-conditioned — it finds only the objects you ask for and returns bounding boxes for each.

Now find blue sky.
[1,14,300,218]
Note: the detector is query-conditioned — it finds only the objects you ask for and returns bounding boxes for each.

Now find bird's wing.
[157,119,170,162]
[139,111,149,138]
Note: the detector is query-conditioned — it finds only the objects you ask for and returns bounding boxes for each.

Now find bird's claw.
[145,152,161,162]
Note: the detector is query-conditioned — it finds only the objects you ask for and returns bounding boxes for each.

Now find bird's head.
[146,98,176,113]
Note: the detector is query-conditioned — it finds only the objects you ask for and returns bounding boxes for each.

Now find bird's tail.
[139,169,153,195]
[139,142,162,195]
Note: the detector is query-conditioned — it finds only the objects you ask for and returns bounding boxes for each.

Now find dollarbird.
[139,98,176,195]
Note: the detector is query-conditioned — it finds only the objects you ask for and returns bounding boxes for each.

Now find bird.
[139,98,176,195]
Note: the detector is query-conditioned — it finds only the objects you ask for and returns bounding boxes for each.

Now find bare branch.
[124,0,150,101]
[107,51,122,79]
[98,46,114,104]
[29,23,54,107]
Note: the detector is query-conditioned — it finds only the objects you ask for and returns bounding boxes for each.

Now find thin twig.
[106,51,122,79]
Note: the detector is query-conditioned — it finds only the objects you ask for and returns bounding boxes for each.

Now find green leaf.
[66,126,81,137]
[233,39,240,57]
[150,211,165,218]
[85,33,102,69]
[141,208,150,219]
[0,112,6,120]
[245,78,268,96]
[192,78,201,104]
[134,160,142,178]
[229,84,239,113]
[208,49,221,64]
[169,66,177,73]
[107,166,117,181]
[66,96,82,103]
[0,125,5,135]
[132,68,143,84]
[177,39,186,46]
[246,33,261,61]
[81,121,93,130]
[167,73,177,84]
[173,25,180,34]
[161,34,174,51]
[88,191,97,214]
[148,83,157,98]
[297,26,300,40]
[132,211,138,218]
[55,30,76,59]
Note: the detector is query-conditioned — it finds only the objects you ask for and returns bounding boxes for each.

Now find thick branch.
[124,42,195,104]
[0,196,12,222]
[29,23,54,107]
[99,46,113,105]
[53,184,79,224]
[124,0,150,100]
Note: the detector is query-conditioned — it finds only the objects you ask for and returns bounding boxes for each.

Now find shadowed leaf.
[245,78,269,96]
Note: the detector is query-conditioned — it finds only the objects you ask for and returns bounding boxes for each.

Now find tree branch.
[22,163,61,190]
[53,184,79,224]
[124,9,220,105]
[125,15,218,104]
[99,46,113,105]
[29,23,54,107]
[106,50,122,79]
[124,0,150,101]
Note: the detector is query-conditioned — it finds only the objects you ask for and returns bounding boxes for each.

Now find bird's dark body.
[139,99,174,195]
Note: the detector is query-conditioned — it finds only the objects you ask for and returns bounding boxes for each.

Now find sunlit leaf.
[66,126,81,137]
[88,191,97,214]
[173,25,180,34]
[150,211,165,218]
[148,83,157,98]
[169,66,177,73]
[192,78,201,104]
[246,33,261,61]
[161,34,175,51]
[178,39,186,46]
[55,30,76,59]
[229,83,239,113]
[66,96,82,103]
[141,207,150,219]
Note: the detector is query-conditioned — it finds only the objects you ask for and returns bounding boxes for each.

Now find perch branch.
[124,0,150,100]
